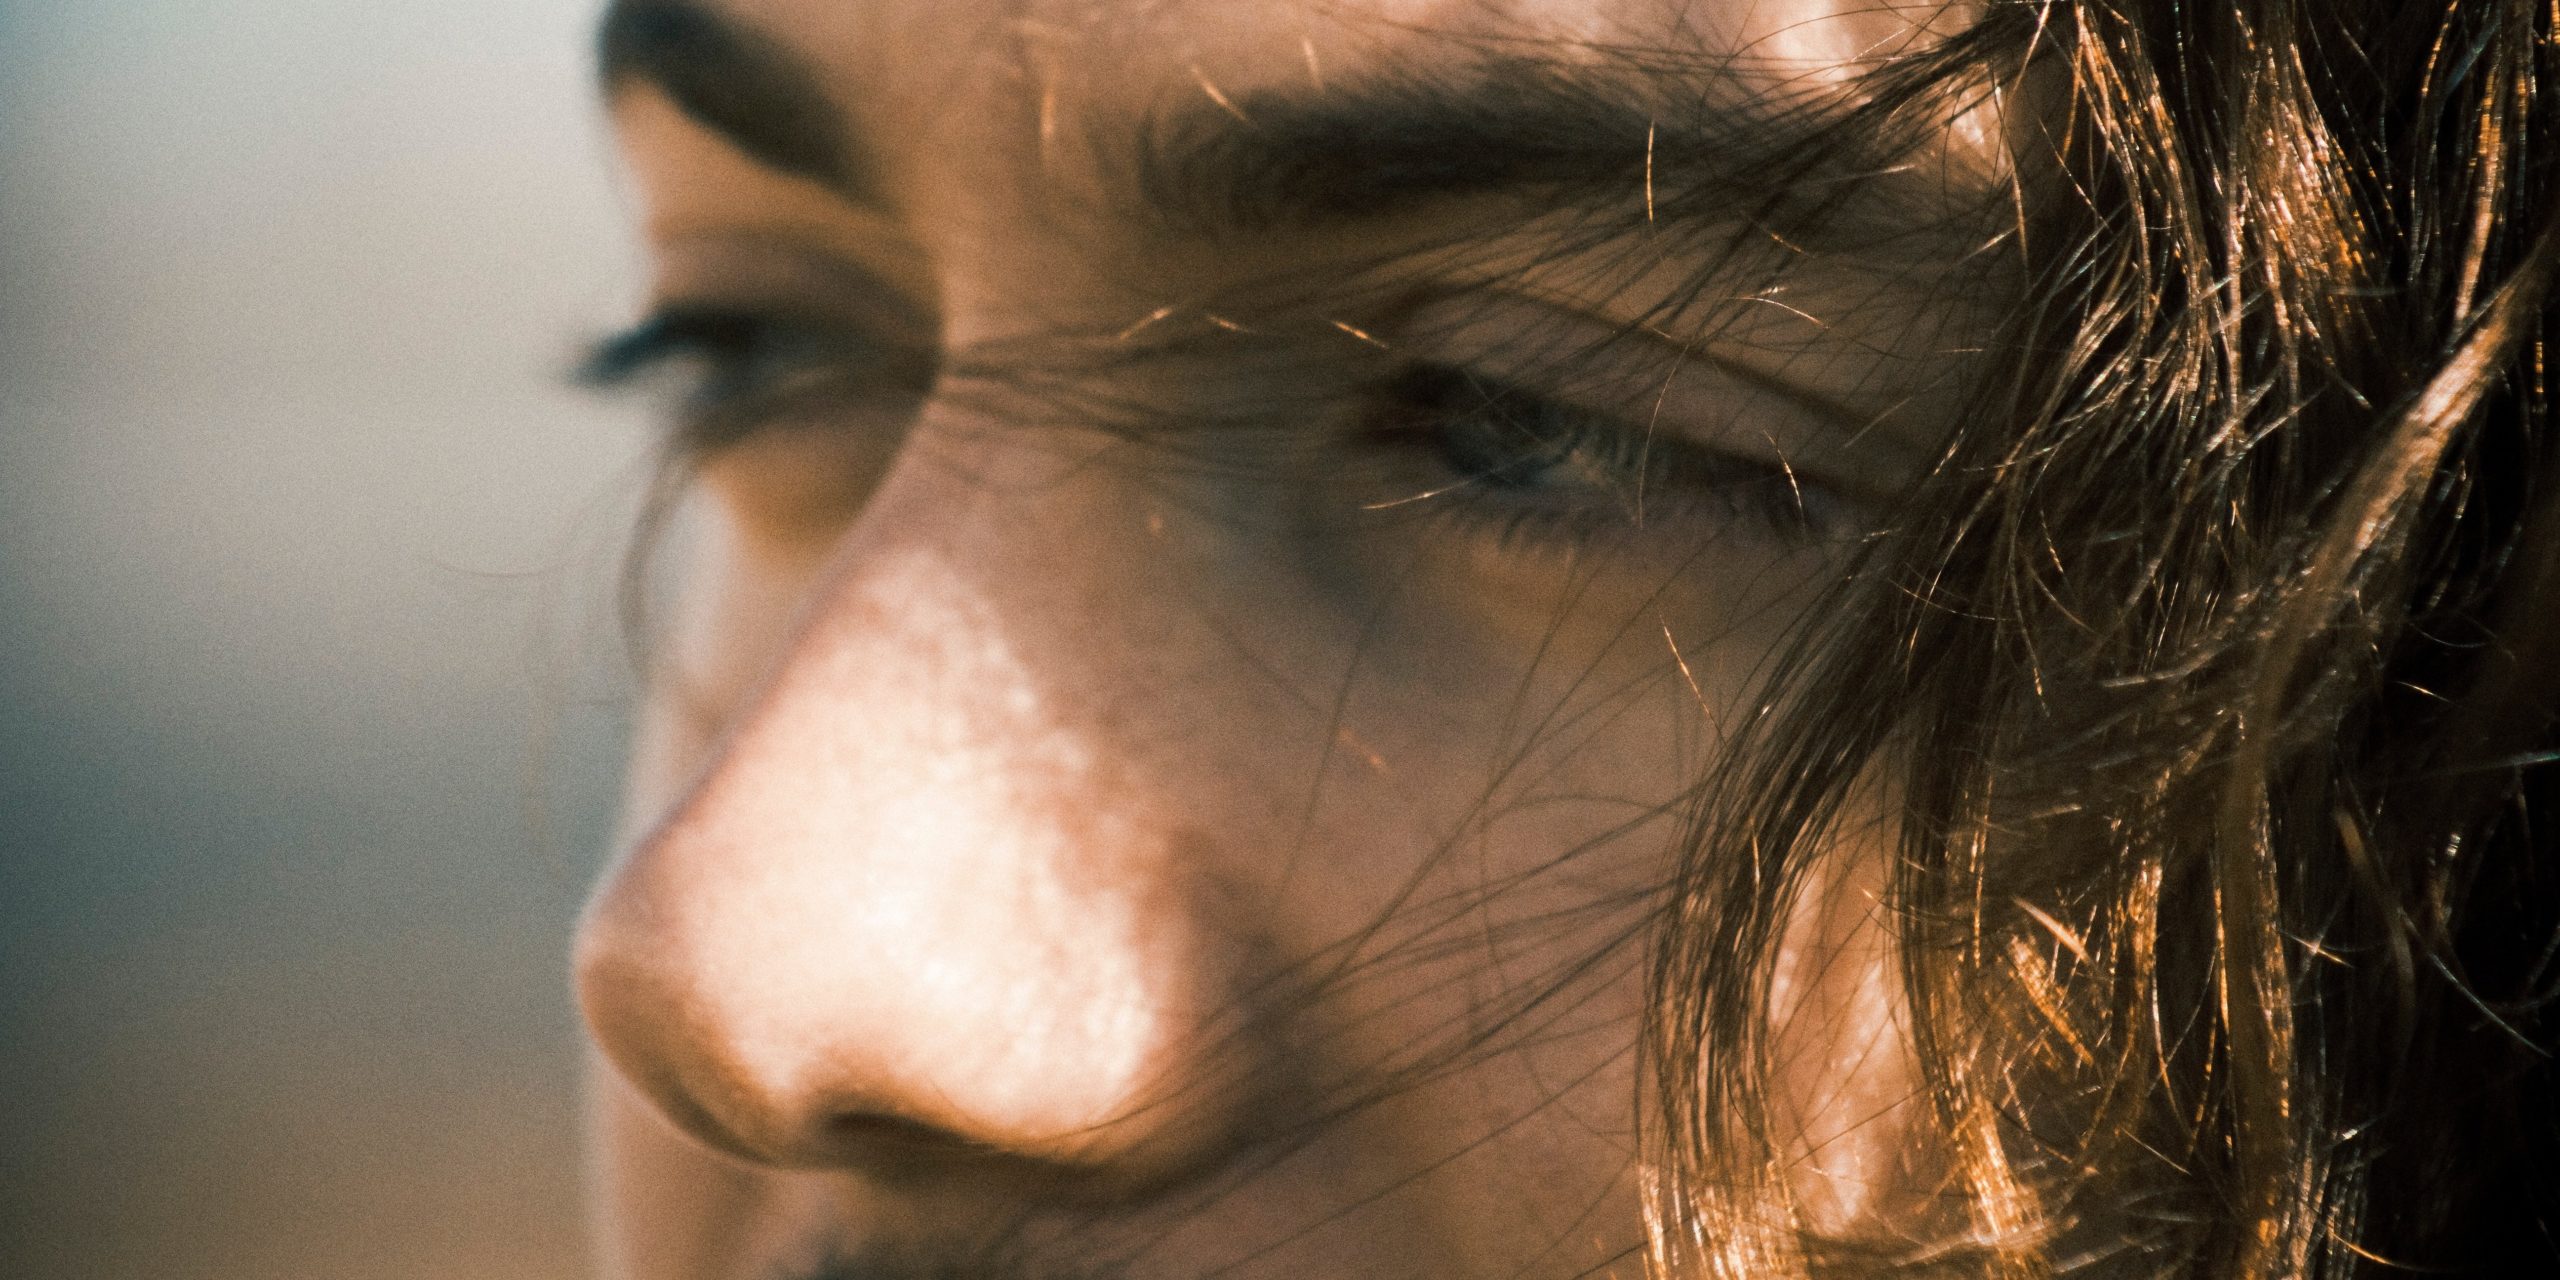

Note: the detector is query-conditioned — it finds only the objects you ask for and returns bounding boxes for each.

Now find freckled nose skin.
[573,440,1285,1192]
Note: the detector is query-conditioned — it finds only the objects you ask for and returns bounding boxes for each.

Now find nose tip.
[572,777,1264,1185]
[572,510,1285,1195]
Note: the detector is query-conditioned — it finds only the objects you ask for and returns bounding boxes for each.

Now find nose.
[574,456,1266,1186]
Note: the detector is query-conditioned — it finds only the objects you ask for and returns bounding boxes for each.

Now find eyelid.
[641,231,938,351]
[1388,292,1926,505]
[582,232,941,439]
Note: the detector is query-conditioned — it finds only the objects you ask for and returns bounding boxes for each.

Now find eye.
[1359,360,1844,549]
[579,303,938,457]
[1388,364,1593,490]
[580,299,941,545]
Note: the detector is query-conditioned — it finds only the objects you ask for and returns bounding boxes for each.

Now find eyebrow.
[596,0,1937,250]
[598,0,875,201]
[1130,66,1663,233]
[1124,59,1929,247]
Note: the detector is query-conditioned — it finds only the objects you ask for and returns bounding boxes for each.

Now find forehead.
[725,0,1953,76]
[678,0,1985,191]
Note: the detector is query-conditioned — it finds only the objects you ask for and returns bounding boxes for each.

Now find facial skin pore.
[572,1,2005,1277]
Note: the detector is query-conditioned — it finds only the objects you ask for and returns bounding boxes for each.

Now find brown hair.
[1650,0,2560,1274]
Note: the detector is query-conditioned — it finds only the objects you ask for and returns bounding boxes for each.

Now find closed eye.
[578,304,937,458]
[1355,358,1855,552]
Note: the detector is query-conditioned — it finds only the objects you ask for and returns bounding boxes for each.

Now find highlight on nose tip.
[573,887,913,1170]
[571,811,1275,1185]
[576,945,1265,1190]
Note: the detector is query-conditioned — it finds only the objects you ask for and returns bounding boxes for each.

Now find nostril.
[818,1111,997,1179]
[816,1110,1165,1203]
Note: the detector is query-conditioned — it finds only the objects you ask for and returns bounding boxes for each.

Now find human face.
[571,0,2003,1276]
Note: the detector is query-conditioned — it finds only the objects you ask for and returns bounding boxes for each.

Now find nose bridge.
[577,468,1253,1176]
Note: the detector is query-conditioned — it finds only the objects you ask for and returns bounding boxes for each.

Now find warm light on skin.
[574,0,2006,1276]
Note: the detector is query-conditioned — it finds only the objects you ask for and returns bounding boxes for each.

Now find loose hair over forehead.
[1650,0,2560,1274]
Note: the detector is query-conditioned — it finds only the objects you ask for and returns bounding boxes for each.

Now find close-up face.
[1,0,2545,1276]
[570,0,2003,1275]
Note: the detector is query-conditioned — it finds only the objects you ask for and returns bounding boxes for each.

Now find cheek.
[1305,529,1919,1231]
[1241,522,1809,1068]
[1333,515,1830,792]
[1762,821,1923,1232]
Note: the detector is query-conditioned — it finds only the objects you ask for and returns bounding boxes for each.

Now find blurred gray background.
[1,2,651,1276]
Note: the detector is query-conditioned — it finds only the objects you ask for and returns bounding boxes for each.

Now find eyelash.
[578,306,934,456]
[580,307,1836,551]
[1358,362,1833,551]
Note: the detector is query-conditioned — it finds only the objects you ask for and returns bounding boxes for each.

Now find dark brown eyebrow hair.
[1127,63,1668,233]
[597,0,1944,251]
[598,0,875,201]
[1120,52,1955,248]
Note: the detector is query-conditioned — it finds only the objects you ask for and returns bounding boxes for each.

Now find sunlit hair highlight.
[1649,0,2560,1275]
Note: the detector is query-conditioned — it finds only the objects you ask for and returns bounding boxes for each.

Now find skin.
[572,0,2004,1276]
